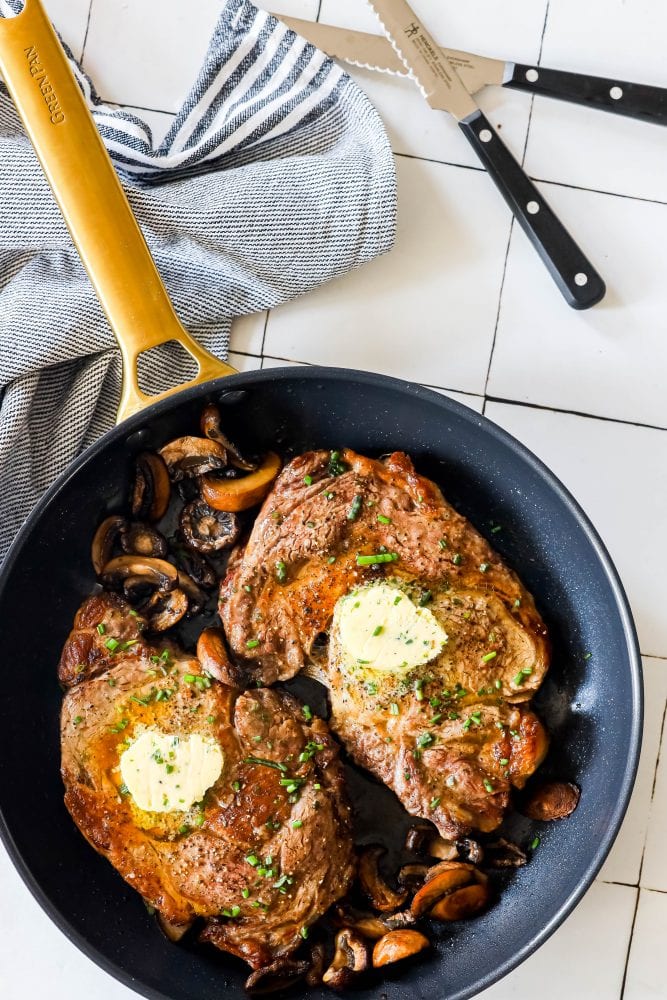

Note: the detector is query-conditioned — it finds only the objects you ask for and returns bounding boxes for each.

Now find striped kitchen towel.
[0,0,396,561]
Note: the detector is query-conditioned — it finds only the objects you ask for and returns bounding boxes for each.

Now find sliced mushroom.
[457,837,484,866]
[372,929,429,969]
[131,452,171,522]
[358,846,408,913]
[484,838,528,869]
[397,863,431,890]
[174,547,217,589]
[245,957,310,996]
[122,575,156,607]
[100,555,178,592]
[404,822,458,861]
[180,499,240,553]
[322,929,369,990]
[120,522,168,559]
[176,571,206,615]
[333,904,416,941]
[156,913,193,942]
[197,627,246,688]
[522,781,581,822]
[413,861,490,922]
[304,941,327,987]
[144,588,189,632]
[200,451,281,513]
[91,515,126,575]
[201,403,258,472]
[159,436,228,481]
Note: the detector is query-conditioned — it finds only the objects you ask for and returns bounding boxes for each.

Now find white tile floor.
[3,0,667,998]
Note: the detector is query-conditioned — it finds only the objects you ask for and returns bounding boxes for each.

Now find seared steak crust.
[220,449,550,838]
[60,593,354,969]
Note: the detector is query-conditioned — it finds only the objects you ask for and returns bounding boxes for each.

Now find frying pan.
[0,2,642,999]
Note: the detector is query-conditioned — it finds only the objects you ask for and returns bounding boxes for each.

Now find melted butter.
[119,730,223,813]
[334,582,447,673]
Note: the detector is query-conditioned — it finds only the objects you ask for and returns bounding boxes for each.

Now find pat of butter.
[335,582,447,673]
[119,730,223,813]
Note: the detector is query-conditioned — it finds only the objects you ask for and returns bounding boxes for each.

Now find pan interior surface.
[0,369,641,1000]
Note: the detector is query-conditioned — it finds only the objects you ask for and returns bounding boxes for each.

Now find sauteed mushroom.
[372,929,429,968]
[197,627,246,687]
[176,570,206,615]
[333,904,416,940]
[180,499,240,553]
[201,403,258,471]
[159,436,228,480]
[201,451,281,512]
[120,522,168,559]
[358,846,408,913]
[412,861,490,922]
[397,863,430,891]
[404,822,458,861]
[305,941,327,987]
[91,515,126,575]
[322,929,369,989]
[245,957,310,996]
[100,556,177,592]
[484,838,528,869]
[173,546,217,589]
[131,452,171,521]
[144,588,189,632]
[522,781,581,821]
[457,837,484,866]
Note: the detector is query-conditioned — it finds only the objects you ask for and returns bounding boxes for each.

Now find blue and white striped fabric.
[0,0,396,562]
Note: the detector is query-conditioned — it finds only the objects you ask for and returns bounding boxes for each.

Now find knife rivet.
[525,68,539,83]
[479,129,493,143]
[527,201,540,215]
[610,86,623,101]
[575,273,589,287]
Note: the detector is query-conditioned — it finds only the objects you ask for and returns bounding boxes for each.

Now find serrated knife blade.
[275,15,506,97]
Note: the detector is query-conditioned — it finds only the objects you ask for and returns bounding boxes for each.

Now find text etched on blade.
[24,45,65,124]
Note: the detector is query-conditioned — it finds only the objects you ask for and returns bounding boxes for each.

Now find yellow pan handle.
[0,0,237,423]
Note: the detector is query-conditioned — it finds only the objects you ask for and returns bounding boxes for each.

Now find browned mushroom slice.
[322,929,369,989]
[131,452,171,522]
[197,627,246,687]
[91,515,126,575]
[358,846,408,913]
[372,929,429,969]
[457,837,484,865]
[200,403,258,472]
[522,781,581,821]
[159,436,228,481]
[200,451,281,513]
[174,547,217,589]
[397,863,431,890]
[332,904,415,941]
[144,588,188,632]
[100,555,178,592]
[156,913,193,943]
[180,499,240,553]
[412,861,491,922]
[305,941,327,987]
[245,957,310,996]
[120,522,168,559]
[484,838,528,869]
[404,822,458,861]
[176,571,206,615]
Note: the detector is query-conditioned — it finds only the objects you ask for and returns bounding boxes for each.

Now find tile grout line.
[79,0,95,65]
[259,309,271,358]
[481,0,551,405]
[485,393,667,435]
[619,887,641,999]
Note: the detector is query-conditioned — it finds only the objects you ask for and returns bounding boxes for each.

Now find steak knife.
[363,0,605,309]
[277,16,667,125]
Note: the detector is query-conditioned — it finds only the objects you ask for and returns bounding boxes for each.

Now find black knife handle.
[506,63,667,125]
[459,110,605,310]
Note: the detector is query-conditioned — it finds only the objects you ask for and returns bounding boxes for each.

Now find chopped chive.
[416,732,435,749]
[300,926,309,940]
[452,553,463,566]
[394,595,402,605]
[365,681,378,695]
[438,538,448,550]
[302,705,313,721]
[130,694,150,706]
[347,494,363,521]
[377,514,391,525]
[584,651,592,660]
[482,651,497,663]
[232,780,241,792]
[241,887,250,899]
[107,677,116,688]
[499,758,509,766]
[327,555,336,564]
[419,590,433,606]
[97,623,106,635]
[429,796,441,811]
[313,783,321,790]
[430,714,443,726]
[275,560,287,583]
[105,637,119,652]
[246,639,260,649]
[530,836,540,850]
[491,524,502,534]
[183,674,196,684]
[494,679,502,690]
[513,598,521,608]
[484,780,494,793]
[244,584,252,593]
[292,820,303,829]
[303,474,313,486]
[389,702,399,716]
[521,666,533,675]
[372,625,384,637]
[73,715,83,726]
[245,854,259,867]
[356,552,399,566]
[479,562,489,573]
[513,672,526,686]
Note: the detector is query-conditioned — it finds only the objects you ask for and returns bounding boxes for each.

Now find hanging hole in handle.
[525,68,539,83]
[574,273,589,287]
[609,86,623,101]
[136,340,199,396]
[479,129,493,143]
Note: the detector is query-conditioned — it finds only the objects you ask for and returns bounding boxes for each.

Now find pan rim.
[0,366,643,1000]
